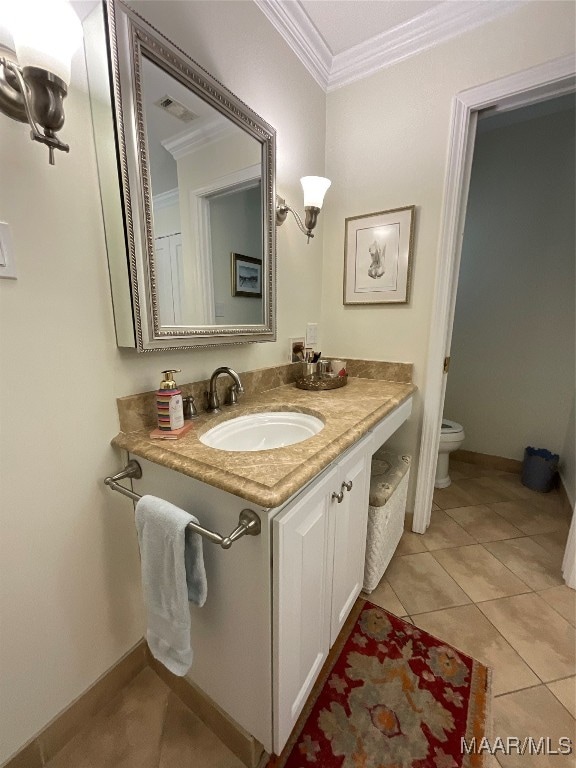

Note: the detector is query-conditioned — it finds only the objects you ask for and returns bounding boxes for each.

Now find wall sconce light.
[0,1,82,165]
[276,176,331,243]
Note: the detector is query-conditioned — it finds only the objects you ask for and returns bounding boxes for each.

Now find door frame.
[413,54,576,535]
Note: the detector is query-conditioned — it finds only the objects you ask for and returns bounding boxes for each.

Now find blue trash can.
[521,447,559,493]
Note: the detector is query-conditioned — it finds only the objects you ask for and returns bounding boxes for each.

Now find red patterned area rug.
[267,600,491,768]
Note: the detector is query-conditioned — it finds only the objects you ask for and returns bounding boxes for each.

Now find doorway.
[413,54,576,583]
[445,94,575,473]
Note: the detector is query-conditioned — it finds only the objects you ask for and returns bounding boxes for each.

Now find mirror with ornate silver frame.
[83,0,276,351]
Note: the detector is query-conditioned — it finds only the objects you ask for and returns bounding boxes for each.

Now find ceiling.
[67,0,525,94]
[254,0,525,91]
[300,0,442,55]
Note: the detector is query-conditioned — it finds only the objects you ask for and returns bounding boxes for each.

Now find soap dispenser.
[156,369,184,432]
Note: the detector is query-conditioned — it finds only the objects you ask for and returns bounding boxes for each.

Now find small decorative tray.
[295,374,348,391]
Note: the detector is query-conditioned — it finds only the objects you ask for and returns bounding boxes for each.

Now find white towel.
[135,495,207,676]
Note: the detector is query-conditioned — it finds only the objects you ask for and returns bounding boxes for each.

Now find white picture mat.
[354,223,400,292]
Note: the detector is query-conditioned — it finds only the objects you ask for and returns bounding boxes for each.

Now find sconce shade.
[276,175,331,243]
[300,176,331,210]
[0,0,82,163]
[0,23,13,54]
[6,0,82,86]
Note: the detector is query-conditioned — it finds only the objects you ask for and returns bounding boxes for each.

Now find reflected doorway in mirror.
[232,253,262,298]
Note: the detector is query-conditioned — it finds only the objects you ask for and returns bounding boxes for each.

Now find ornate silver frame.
[95,0,276,351]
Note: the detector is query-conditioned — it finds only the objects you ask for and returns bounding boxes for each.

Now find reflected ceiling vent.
[154,95,199,122]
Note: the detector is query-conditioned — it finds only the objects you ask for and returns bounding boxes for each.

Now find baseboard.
[452,449,522,474]
[146,648,265,768]
[4,641,266,768]
[454,450,574,512]
[2,640,147,768]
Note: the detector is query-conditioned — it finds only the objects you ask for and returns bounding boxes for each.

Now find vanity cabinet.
[128,395,413,758]
[273,440,370,750]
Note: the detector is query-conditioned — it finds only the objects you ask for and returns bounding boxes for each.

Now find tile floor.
[370,460,576,767]
[41,460,575,767]
[43,666,244,768]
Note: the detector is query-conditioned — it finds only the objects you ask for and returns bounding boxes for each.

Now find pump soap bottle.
[156,369,184,431]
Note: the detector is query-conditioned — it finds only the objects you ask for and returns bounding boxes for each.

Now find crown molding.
[328,1,526,91]
[253,0,331,90]
[254,0,527,93]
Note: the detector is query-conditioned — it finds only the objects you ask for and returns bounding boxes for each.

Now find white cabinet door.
[273,467,336,753]
[272,413,404,753]
[329,440,370,645]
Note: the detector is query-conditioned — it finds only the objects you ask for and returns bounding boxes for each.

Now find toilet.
[435,419,465,488]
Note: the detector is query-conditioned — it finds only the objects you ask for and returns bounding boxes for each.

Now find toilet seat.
[436,419,465,489]
[441,419,463,435]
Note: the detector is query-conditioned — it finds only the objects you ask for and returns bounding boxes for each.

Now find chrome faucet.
[206,367,244,413]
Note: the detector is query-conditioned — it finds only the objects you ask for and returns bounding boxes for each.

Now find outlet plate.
[0,222,17,279]
[305,323,318,346]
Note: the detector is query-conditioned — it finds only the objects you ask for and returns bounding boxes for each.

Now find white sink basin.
[200,411,324,451]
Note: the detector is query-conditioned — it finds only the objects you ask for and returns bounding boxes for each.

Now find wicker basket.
[363,451,411,594]
[294,374,348,391]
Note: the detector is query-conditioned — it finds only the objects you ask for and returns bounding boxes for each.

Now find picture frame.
[343,205,415,305]
[231,253,262,298]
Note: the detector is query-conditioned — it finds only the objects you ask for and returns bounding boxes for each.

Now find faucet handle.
[227,384,242,406]
[183,395,199,419]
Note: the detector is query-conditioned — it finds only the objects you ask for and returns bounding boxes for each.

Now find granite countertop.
[112,376,415,508]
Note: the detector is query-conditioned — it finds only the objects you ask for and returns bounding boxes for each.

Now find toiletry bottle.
[156,370,184,431]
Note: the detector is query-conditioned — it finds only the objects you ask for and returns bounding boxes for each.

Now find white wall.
[321,1,576,507]
[0,1,326,762]
[444,106,575,492]
[153,198,180,237]
[2,0,575,760]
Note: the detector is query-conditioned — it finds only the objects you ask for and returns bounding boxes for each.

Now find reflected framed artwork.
[231,253,262,298]
[343,205,415,304]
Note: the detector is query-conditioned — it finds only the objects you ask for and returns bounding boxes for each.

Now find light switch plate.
[0,222,17,279]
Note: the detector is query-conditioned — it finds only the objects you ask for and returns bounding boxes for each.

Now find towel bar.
[104,460,261,549]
